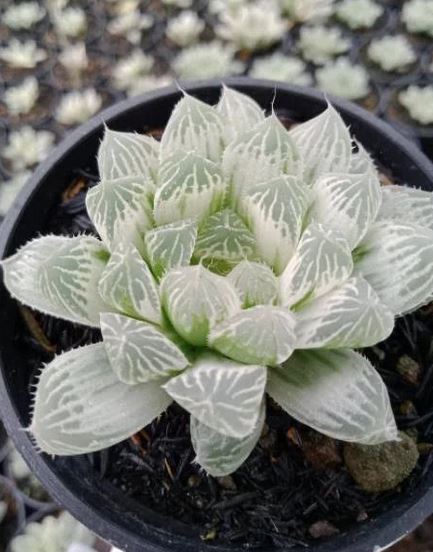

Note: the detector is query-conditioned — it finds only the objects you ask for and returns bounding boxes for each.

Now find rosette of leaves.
[3,87,433,477]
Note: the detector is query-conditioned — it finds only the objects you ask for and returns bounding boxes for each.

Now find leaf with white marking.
[160,265,241,346]
[86,176,154,251]
[311,169,382,249]
[267,349,397,444]
[295,277,394,349]
[209,305,296,367]
[349,141,375,174]
[190,401,265,476]
[163,353,267,438]
[354,220,433,315]
[101,313,188,384]
[160,94,224,162]
[378,185,433,231]
[30,343,172,455]
[280,223,353,308]
[290,103,352,181]
[228,260,278,308]
[98,128,159,182]
[144,219,197,279]
[153,151,226,226]
[2,235,108,326]
[217,86,264,143]
[98,242,161,324]
[243,175,311,274]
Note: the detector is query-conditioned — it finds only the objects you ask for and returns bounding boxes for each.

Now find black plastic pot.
[1,78,433,552]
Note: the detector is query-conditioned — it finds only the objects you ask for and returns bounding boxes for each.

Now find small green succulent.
[335,0,383,29]
[399,85,433,125]
[249,53,313,86]
[298,25,351,65]
[402,0,433,37]
[3,87,433,477]
[367,35,416,73]
[316,57,371,100]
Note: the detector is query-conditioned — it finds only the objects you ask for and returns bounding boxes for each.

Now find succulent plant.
[279,0,335,22]
[367,35,416,73]
[3,87,433,477]
[127,75,173,98]
[3,77,39,116]
[2,127,55,172]
[107,10,154,45]
[58,43,88,87]
[315,57,371,100]
[2,2,46,30]
[402,0,433,38]
[249,53,313,86]
[173,42,244,79]
[166,10,205,46]
[0,172,31,217]
[0,39,47,69]
[51,6,87,39]
[55,89,102,126]
[298,26,351,65]
[209,0,247,14]
[399,85,433,125]
[335,0,383,30]
[112,50,155,91]
[162,0,193,7]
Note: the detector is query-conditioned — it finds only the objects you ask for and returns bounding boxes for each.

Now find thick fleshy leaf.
[160,94,224,162]
[228,260,278,308]
[243,175,311,274]
[101,313,188,384]
[311,169,381,249]
[209,305,296,367]
[349,141,375,174]
[290,103,352,181]
[98,243,161,324]
[153,151,226,226]
[86,176,154,251]
[378,185,433,231]
[30,343,172,455]
[2,235,108,326]
[216,86,264,143]
[190,401,265,476]
[163,353,267,438]
[295,277,394,349]
[144,219,197,279]
[160,265,241,346]
[98,128,159,182]
[267,349,398,444]
[280,223,353,308]
[355,220,433,315]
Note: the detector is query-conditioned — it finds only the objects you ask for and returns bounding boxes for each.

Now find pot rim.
[1,77,433,552]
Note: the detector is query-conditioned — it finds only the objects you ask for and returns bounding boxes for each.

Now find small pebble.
[308,520,339,539]
[396,355,421,385]
[302,431,342,470]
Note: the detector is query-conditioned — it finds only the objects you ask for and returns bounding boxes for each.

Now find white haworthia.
[295,277,394,349]
[30,343,172,455]
[209,305,296,366]
[163,353,267,438]
[160,94,224,162]
[280,223,353,309]
[1,235,108,326]
[355,220,433,315]
[378,185,433,231]
[100,313,188,384]
[228,260,278,308]
[243,175,311,274]
[190,401,265,477]
[98,242,161,324]
[216,85,264,143]
[267,349,398,444]
[153,151,226,226]
[144,219,197,279]
[97,128,159,182]
[290,104,352,181]
[160,265,241,346]
[349,141,375,174]
[86,176,154,251]
[311,169,382,249]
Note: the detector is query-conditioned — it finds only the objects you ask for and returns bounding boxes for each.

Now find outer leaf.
[290,103,352,181]
[280,223,353,308]
[190,401,265,476]
[311,169,381,249]
[160,265,241,346]
[295,277,394,349]
[86,176,154,251]
[267,349,398,444]
[144,219,197,279]
[163,353,267,438]
[2,235,108,327]
[98,243,161,324]
[153,151,226,226]
[101,313,189,384]
[30,343,172,455]
[349,141,375,174]
[216,85,264,143]
[243,175,311,274]
[378,185,433,231]
[209,305,296,367]
[355,220,433,315]
[228,260,278,308]
[98,128,159,182]
[160,94,224,162]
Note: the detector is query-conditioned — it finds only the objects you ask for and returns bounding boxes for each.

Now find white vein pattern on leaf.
[228,260,278,307]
